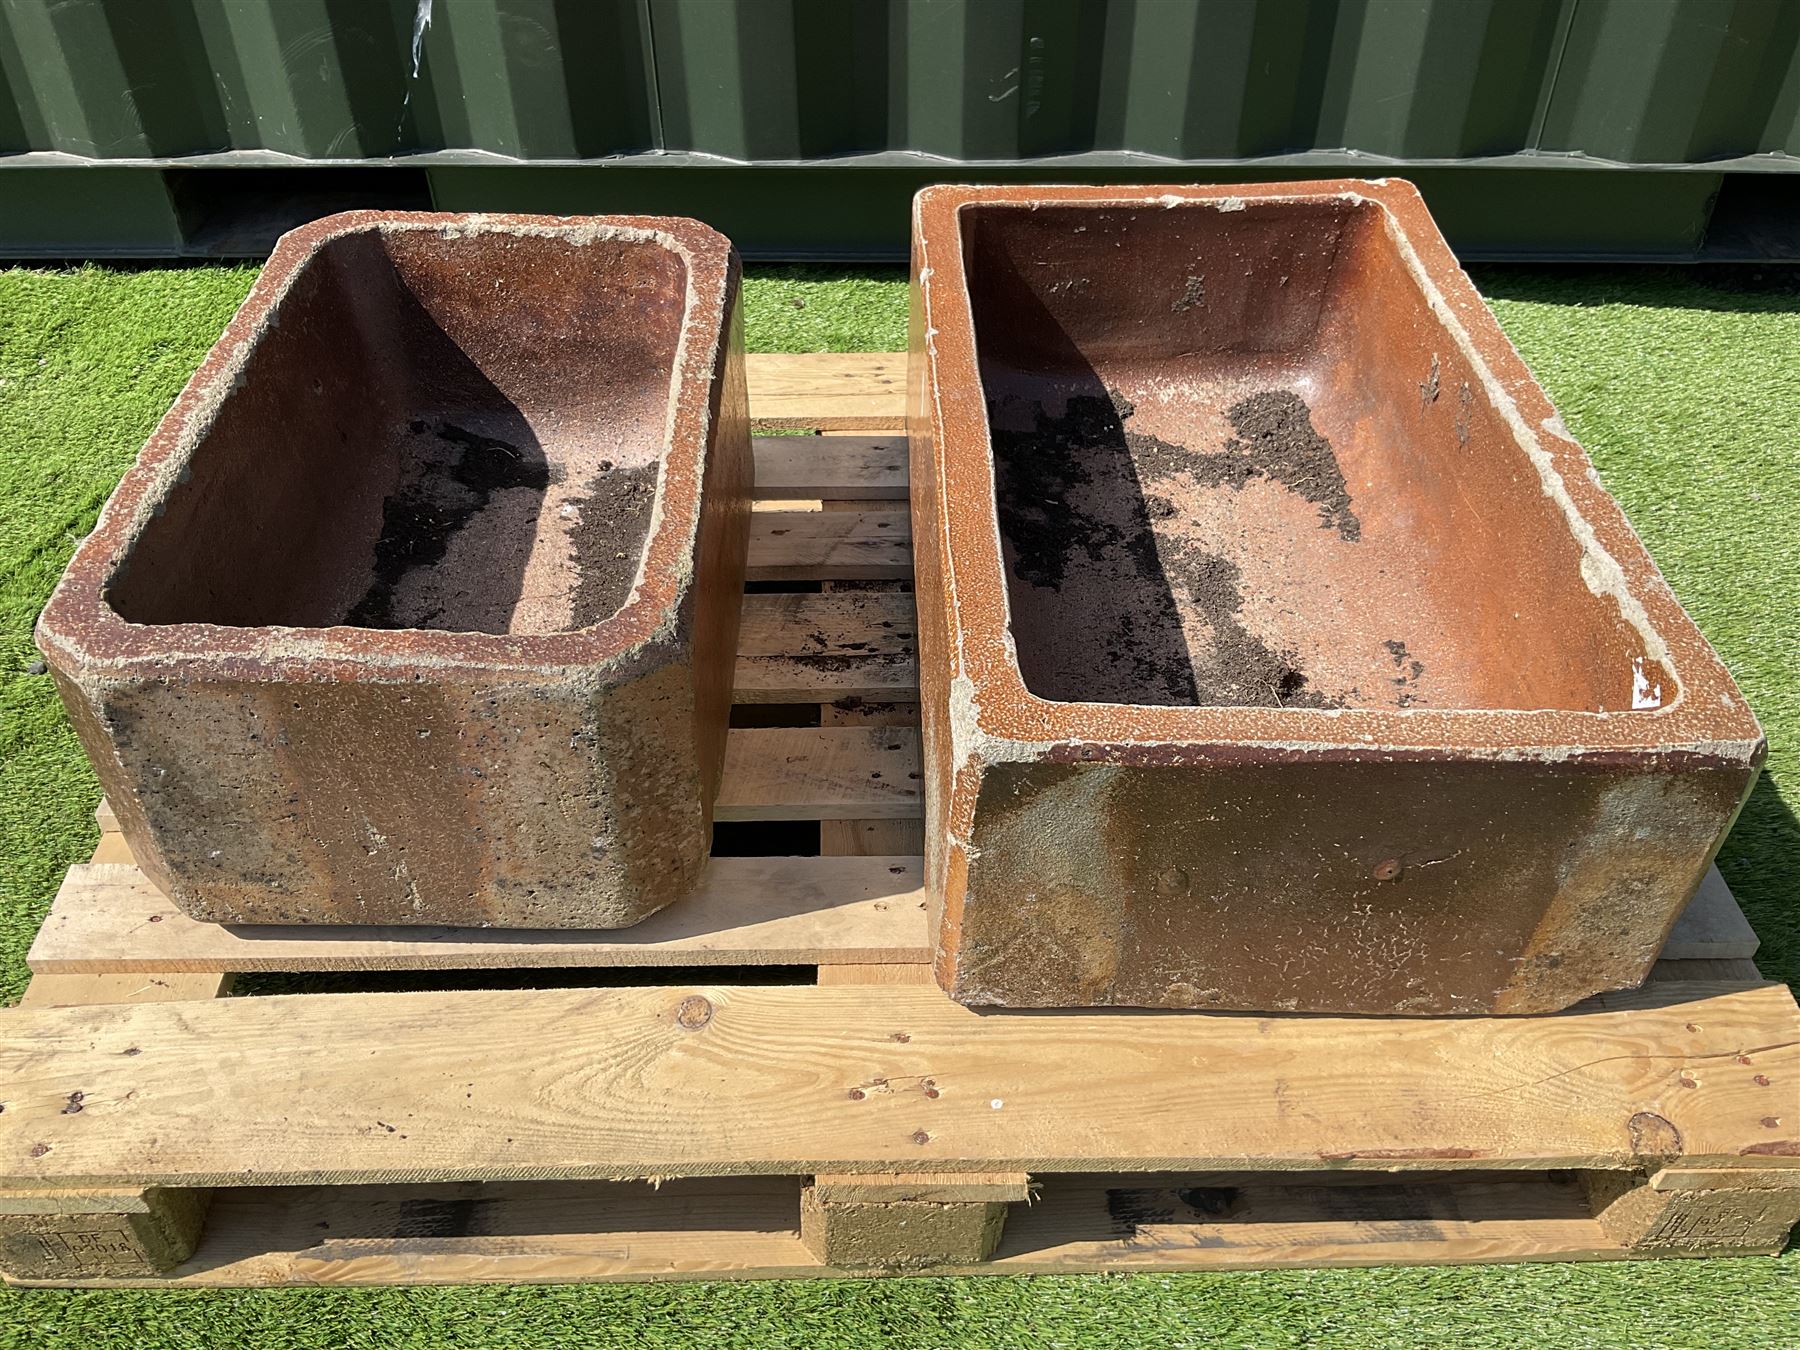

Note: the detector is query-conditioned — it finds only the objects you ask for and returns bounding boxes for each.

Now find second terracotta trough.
[38,212,751,928]
[910,180,1763,1014]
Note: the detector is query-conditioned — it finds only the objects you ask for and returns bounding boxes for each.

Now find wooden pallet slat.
[16,1179,819,1288]
[748,509,913,581]
[17,1167,1800,1288]
[745,353,905,431]
[717,727,922,822]
[28,860,929,974]
[1,981,1794,1189]
[751,435,909,500]
[990,1173,1615,1273]
[734,591,917,704]
[27,856,1763,980]
[17,972,234,1006]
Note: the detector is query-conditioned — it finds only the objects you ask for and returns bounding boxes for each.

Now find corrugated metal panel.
[0,0,658,159]
[0,0,224,156]
[0,0,1794,167]
[1540,0,1800,162]
[651,0,1570,162]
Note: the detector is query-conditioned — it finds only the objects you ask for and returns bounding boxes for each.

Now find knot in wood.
[675,995,714,1030]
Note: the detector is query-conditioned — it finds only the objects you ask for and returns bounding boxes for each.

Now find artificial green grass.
[741,265,911,354]
[0,265,258,1007]
[1478,267,1800,992]
[1,262,1796,1346]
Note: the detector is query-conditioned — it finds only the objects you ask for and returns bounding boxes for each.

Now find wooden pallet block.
[4,352,1795,1289]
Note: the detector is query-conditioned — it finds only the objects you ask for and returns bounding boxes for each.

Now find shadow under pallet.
[2,353,1795,1288]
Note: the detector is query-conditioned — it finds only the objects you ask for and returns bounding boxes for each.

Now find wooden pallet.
[3,352,1797,1288]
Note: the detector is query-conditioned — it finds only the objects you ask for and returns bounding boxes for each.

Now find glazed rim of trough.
[37,211,738,686]
[913,179,1764,766]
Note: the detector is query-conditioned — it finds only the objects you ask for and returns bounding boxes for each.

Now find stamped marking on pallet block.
[1585,1167,1800,1255]
[0,1187,211,1282]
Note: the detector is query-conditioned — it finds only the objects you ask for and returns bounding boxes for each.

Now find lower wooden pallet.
[4,974,1799,1286]
[4,353,1797,1287]
[13,1168,1783,1288]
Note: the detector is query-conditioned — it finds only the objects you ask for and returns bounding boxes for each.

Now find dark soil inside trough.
[345,420,657,635]
[991,386,1356,709]
[567,458,659,628]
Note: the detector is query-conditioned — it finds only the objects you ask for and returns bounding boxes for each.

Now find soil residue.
[567,460,658,627]
[347,422,554,630]
[346,420,657,633]
[990,389,1349,709]
[1126,390,1360,542]
[1384,637,1426,707]
[990,392,1121,591]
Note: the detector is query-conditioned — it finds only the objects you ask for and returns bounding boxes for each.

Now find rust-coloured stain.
[908,180,1764,1014]
[37,212,752,927]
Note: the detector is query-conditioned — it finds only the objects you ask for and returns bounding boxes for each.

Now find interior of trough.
[108,224,683,637]
[962,197,1674,715]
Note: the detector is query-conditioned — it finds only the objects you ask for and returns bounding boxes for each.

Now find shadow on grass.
[1716,772,1800,992]
[1473,264,1800,317]
[747,264,907,285]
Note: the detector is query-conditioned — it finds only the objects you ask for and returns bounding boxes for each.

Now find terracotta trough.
[37,212,751,927]
[909,180,1763,1013]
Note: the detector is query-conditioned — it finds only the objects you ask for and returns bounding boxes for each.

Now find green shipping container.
[0,0,1796,258]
